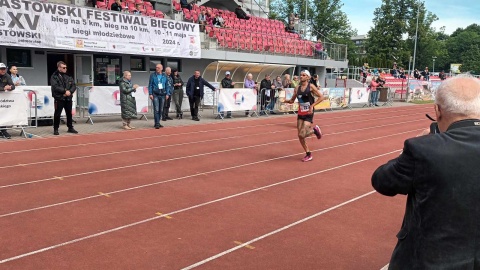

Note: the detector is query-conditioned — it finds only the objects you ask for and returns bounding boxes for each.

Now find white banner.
[88,86,148,115]
[0,91,28,126]
[217,88,257,112]
[0,0,201,58]
[18,86,77,118]
[349,88,369,104]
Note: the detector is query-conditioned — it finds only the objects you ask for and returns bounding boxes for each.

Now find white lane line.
[0,129,420,218]
[0,119,423,190]
[182,190,378,270]
[0,113,423,169]
[0,106,430,155]
[0,150,400,265]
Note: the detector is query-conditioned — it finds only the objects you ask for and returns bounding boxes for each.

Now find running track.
[0,105,433,269]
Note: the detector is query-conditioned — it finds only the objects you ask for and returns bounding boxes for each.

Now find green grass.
[409,100,435,104]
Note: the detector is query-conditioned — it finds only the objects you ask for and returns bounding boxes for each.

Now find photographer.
[371,76,480,269]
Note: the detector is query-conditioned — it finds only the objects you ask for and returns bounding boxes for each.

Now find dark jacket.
[260,78,274,98]
[0,74,15,91]
[186,75,215,99]
[111,2,121,11]
[221,77,234,88]
[119,79,137,119]
[173,75,184,90]
[50,70,76,101]
[372,119,480,269]
[235,7,248,19]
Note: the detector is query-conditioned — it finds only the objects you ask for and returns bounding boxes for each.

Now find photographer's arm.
[372,140,415,196]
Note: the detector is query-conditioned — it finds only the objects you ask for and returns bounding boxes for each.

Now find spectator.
[244,73,256,117]
[162,67,174,121]
[8,65,26,86]
[288,13,295,25]
[213,13,225,28]
[148,64,169,129]
[283,74,292,88]
[439,70,446,80]
[171,68,184,119]
[133,3,143,14]
[314,39,327,60]
[205,11,214,27]
[291,75,299,88]
[361,63,369,85]
[369,76,380,106]
[119,71,139,130]
[186,70,217,121]
[50,61,78,136]
[111,0,122,12]
[294,14,300,30]
[260,74,275,115]
[235,5,250,20]
[198,10,207,32]
[413,69,421,80]
[398,68,406,79]
[180,0,191,11]
[220,71,234,118]
[285,23,296,33]
[422,66,430,81]
[310,74,320,88]
[0,63,15,139]
[371,76,480,269]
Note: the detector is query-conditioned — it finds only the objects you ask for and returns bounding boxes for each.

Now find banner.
[88,86,149,115]
[277,88,298,112]
[0,0,201,58]
[0,91,28,126]
[349,88,369,104]
[217,88,257,112]
[314,88,331,110]
[18,86,77,118]
[450,64,462,74]
[328,88,348,108]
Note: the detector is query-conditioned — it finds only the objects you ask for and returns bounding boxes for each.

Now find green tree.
[446,24,480,74]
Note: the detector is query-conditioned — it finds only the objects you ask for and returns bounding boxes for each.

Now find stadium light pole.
[407,1,421,101]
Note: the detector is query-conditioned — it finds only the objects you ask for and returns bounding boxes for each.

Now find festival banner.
[314,88,331,110]
[217,88,257,112]
[0,91,29,126]
[88,86,149,115]
[0,0,201,58]
[349,87,369,104]
[18,86,77,118]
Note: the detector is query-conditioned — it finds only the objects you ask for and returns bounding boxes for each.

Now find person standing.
[162,67,174,121]
[171,69,184,119]
[186,70,217,121]
[369,76,380,107]
[0,63,15,139]
[291,75,299,88]
[8,66,26,86]
[259,74,275,115]
[51,61,78,136]
[119,71,139,130]
[148,64,169,129]
[283,70,325,162]
[371,76,480,269]
[244,73,256,117]
[220,71,234,118]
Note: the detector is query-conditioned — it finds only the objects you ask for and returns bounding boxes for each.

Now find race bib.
[298,102,311,115]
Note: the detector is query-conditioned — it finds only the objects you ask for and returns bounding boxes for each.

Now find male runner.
[283,70,325,162]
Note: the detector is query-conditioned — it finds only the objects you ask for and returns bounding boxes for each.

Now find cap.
[0,63,6,69]
[301,70,311,77]
[225,71,231,75]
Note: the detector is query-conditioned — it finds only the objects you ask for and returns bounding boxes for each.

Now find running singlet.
[297,83,315,116]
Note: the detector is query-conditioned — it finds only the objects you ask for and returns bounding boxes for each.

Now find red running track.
[0,105,433,269]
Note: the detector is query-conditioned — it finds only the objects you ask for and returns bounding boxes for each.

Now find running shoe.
[302,154,313,162]
[313,125,322,139]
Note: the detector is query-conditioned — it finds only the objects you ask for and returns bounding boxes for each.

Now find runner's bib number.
[298,102,311,115]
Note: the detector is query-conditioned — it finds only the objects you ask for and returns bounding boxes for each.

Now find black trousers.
[189,96,201,118]
[54,99,73,129]
[163,95,171,118]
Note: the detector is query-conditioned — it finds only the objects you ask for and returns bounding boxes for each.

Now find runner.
[283,70,326,162]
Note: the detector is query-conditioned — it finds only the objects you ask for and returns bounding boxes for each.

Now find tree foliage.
[446,24,480,74]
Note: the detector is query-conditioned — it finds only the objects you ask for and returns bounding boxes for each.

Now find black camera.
[426,114,440,134]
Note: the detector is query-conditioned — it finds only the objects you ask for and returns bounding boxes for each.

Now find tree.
[446,24,480,74]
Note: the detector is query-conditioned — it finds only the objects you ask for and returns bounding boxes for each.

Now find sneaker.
[127,125,135,129]
[313,125,322,140]
[123,125,132,130]
[302,154,313,162]
[53,129,59,135]
[194,117,200,121]
[161,118,167,121]
[67,128,78,134]
[166,116,173,120]
[2,130,11,139]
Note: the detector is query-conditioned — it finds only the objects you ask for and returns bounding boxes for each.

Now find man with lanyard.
[148,64,170,129]
[51,61,78,136]
[283,70,325,162]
